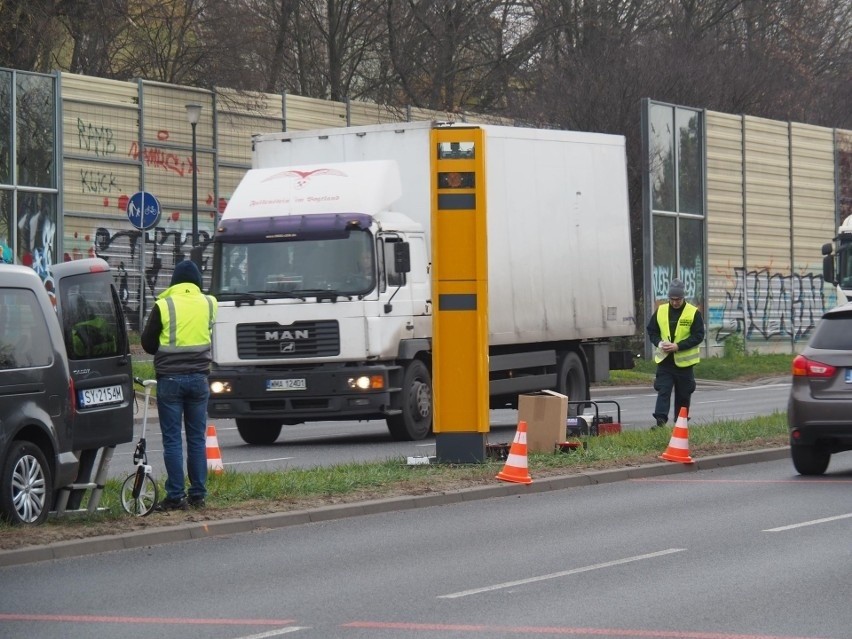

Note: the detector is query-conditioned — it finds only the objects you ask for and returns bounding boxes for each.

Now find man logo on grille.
[265,329,309,340]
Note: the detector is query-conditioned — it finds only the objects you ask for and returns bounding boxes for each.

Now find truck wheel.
[236,419,283,445]
[387,360,433,441]
[0,441,53,526]
[790,444,830,475]
[557,351,588,415]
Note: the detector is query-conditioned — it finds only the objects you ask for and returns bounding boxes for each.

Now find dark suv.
[787,302,852,475]
[0,259,133,525]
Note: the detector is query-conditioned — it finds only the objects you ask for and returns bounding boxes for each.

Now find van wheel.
[387,360,433,441]
[790,444,830,475]
[0,441,53,526]
[236,419,282,445]
[557,351,587,416]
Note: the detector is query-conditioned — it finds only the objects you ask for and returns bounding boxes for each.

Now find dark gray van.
[0,259,133,525]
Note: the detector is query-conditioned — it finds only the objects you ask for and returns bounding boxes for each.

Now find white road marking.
[438,548,686,599]
[224,457,295,465]
[234,628,311,638]
[730,383,790,391]
[764,512,852,532]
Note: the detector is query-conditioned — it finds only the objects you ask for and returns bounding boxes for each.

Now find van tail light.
[68,378,77,419]
[791,355,836,378]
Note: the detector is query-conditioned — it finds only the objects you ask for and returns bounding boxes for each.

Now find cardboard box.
[517,390,568,453]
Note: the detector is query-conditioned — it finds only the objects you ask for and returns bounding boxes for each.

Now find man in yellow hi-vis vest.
[646,278,705,430]
[141,260,217,510]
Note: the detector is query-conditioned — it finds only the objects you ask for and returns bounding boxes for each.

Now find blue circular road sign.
[126,191,162,230]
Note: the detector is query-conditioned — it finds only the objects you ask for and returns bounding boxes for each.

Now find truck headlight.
[210,380,231,394]
[347,375,385,390]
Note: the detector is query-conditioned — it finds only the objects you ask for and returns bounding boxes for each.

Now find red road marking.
[0,613,295,626]
[631,478,852,483]
[343,620,830,638]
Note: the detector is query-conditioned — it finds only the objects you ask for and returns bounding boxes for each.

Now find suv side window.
[59,277,122,360]
[0,288,52,369]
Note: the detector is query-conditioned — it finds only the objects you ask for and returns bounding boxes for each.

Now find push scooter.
[120,377,159,515]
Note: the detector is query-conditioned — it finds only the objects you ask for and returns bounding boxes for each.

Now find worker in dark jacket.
[646,278,705,429]
[142,260,217,510]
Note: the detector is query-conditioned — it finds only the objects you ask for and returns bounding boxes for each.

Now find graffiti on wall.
[77,118,117,157]
[651,264,701,301]
[87,225,213,330]
[18,205,56,280]
[127,129,198,178]
[710,267,826,342]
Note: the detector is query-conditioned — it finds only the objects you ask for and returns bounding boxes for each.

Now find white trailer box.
[208,121,635,445]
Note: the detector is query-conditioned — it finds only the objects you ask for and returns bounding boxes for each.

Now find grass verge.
[0,413,789,550]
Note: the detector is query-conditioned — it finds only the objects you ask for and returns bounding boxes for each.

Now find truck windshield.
[840,244,852,290]
[211,230,376,298]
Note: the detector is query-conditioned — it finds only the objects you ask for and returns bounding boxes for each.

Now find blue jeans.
[156,373,210,502]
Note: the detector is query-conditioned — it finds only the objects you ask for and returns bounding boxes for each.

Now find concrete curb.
[0,447,790,568]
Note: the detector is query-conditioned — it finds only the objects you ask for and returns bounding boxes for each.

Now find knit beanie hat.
[170,260,202,288]
[668,278,685,298]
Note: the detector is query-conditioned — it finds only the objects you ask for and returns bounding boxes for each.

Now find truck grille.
[236,321,339,359]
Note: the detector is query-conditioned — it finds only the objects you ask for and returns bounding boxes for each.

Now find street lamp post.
[185,103,202,266]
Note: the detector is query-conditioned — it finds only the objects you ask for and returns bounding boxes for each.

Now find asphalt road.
[2,454,850,639]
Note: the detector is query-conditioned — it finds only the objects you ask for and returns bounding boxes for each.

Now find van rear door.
[51,258,134,450]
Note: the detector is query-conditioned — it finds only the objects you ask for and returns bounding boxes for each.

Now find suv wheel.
[790,444,830,476]
[0,441,53,525]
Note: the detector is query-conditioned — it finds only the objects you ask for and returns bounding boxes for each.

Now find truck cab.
[822,214,852,306]
[208,195,432,445]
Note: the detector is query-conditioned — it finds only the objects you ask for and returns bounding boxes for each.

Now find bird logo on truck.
[261,167,347,188]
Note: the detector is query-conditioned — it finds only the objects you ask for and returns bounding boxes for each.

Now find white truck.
[207,121,635,445]
[822,214,852,306]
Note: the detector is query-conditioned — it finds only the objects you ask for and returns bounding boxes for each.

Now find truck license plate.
[79,385,124,407]
[267,378,307,391]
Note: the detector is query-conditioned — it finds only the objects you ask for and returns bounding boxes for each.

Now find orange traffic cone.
[659,407,694,464]
[206,424,224,474]
[496,420,533,484]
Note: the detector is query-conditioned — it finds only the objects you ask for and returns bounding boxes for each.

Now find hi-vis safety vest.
[655,303,700,367]
[155,283,216,355]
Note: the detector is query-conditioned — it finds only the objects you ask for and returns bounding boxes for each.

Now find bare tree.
[54,0,131,77]
[0,0,63,72]
[384,0,541,113]
[109,0,219,84]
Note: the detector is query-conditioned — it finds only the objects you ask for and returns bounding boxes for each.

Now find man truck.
[207,121,635,445]
[822,214,852,306]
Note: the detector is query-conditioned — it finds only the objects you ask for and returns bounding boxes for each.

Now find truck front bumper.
[207,364,400,423]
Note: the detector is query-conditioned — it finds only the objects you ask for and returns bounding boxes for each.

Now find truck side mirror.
[823,253,836,285]
[394,242,411,274]
[821,242,833,256]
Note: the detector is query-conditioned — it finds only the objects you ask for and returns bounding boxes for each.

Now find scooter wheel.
[120,472,159,516]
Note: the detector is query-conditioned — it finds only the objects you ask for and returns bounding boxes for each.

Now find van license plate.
[267,378,307,391]
[79,385,124,407]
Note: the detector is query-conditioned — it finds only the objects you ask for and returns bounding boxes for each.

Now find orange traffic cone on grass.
[206,424,224,474]
[496,420,533,484]
[659,407,694,464]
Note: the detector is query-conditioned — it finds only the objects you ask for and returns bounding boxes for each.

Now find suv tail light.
[791,354,836,378]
